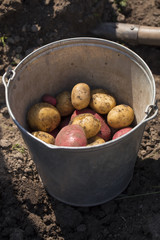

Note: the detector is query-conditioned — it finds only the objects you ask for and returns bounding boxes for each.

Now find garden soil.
[0,0,160,239]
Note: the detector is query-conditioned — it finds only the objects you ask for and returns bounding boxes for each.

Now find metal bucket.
[3,37,158,206]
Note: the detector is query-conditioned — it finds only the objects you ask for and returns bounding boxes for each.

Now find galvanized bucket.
[3,37,158,206]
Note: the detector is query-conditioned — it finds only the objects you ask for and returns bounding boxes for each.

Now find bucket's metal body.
[3,38,157,206]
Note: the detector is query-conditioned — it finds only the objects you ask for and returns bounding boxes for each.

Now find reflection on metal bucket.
[3,38,158,206]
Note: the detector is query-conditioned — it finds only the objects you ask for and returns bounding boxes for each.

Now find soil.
[0,0,160,239]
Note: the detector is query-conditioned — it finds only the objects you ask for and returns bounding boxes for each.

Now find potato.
[89,88,116,114]
[56,91,75,116]
[42,94,56,106]
[70,113,101,139]
[107,104,134,129]
[55,125,87,147]
[32,131,55,144]
[71,108,111,141]
[71,83,91,110]
[96,113,111,141]
[27,102,61,132]
[112,127,132,140]
[87,135,105,146]
[70,108,95,120]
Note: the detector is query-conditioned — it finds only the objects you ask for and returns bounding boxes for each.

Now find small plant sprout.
[12,143,26,154]
[0,35,8,47]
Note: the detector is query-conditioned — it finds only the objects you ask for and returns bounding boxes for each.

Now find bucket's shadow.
[49,156,160,240]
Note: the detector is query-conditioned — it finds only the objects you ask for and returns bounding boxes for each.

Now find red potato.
[42,94,57,106]
[112,127,132,140]
[55,125,87,147]
[71,108,111,141]
[95,113,111,141]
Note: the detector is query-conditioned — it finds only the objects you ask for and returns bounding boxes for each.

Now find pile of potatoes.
[27,83,135,147]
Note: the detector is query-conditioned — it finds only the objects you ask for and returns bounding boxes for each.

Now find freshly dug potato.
[71,83,91,110]
[56,91,75,116]
[27,102,61,132]
[55,125,87,147]
[96,114,111,141]
[70,108,95,120]
[87,135,105,146]
[71,108,111,141]
[42,94,56,106]
[70,113,101,139]
[32,131,55,144]
[112,127,132,140]
[107,104,134,129]
[89,88,116,114]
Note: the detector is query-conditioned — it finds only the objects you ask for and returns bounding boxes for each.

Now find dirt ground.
[0,0,160,239]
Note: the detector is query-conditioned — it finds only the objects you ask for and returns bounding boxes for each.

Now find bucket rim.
[9,37,157,107]
[7,37,157,107]
[4,37,157,151]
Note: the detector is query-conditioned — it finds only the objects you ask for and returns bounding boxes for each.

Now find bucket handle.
[2,66,16,88]
[2,66,158,123]
[143,103,158,123]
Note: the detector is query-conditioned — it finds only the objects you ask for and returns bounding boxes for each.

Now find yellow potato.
[89,88,116,114]
[87,135,105,146]
[71,83,91,110]
[32,131,55,144]
[107,104,134,129]
[70,113,101,139]
[56,91,75,116]
[27,102,61,132]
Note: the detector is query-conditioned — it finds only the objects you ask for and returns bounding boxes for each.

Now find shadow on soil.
[48,156,160,240]
[0,119,44,239]
[0,0,119,76]
[130,45,160,76]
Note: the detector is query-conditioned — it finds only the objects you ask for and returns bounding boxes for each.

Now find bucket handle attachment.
[144,103,158,123]
[2,66,16,88]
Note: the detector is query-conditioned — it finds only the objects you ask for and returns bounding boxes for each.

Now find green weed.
[12,143,26,154]
[93,12,100,18]
[0,35,7,47]
[119,0,127,7]
[11,61,17,66]
[115,0,128,12]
